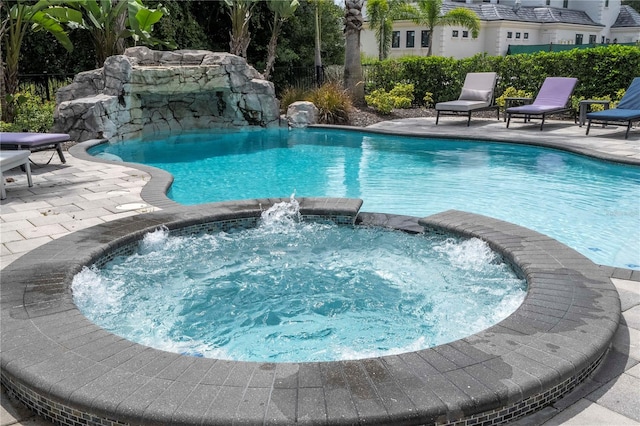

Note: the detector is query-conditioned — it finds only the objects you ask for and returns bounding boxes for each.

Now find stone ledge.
[0,202,619,425]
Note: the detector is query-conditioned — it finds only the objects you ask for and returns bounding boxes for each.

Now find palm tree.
[224,0,257,58]
[1,0,73,122]
[403,0,480,56]
[263,0,299,80]
[343,0,364,105]
[366,0,409,60]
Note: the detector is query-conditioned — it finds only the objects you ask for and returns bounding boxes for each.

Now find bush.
[366,45,640,108]
[0,92,55,132]
[494,86,534,109]
[304,82,352,125]
[279,86,308,114]
[365,83,415,114]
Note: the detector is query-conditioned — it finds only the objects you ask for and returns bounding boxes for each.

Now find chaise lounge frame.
[505,77,578,131]
[435,72,500,126]
[0,132,70,164]
[585,76,640,139]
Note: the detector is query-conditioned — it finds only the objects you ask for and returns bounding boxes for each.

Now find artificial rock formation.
[53,47,281,141]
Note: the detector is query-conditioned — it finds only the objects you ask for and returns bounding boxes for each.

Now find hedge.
[366,45,640,105]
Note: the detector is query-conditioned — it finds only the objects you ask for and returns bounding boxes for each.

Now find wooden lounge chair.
[506,77,578,130]
[586,77,640,139]
[0,132,70,163]
[435,72,500,126]
[1,150,33,199]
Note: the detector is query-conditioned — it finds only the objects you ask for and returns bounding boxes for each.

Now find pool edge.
[1,201,620,425]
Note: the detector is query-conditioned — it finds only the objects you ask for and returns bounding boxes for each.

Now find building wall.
[360,0,638,60]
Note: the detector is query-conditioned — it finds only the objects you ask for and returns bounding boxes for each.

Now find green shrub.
[279,86,308,114]
[365,83,415,114]
[423,92,434,108]
[0,92,55,132]
[366,45,640,106]
[365,89,396,114]
[494,86,534,109]
[305,82,352,125]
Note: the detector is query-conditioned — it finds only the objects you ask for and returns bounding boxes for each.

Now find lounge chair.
[435,72,499,126]
[0,132,70,163]
[1,150,33,199]
[586,77,640,139]
[506,77,578,130]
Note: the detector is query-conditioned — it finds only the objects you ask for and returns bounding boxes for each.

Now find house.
[360,0,640,59]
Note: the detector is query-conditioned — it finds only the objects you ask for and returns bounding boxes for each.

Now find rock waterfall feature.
[53,47,281,142]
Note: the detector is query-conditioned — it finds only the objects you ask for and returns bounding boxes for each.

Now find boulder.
[286,101,319,128]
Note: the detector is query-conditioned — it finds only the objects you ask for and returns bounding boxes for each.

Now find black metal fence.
[18,66,376,102]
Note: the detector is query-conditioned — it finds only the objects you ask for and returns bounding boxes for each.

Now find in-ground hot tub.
[0,198,620,425]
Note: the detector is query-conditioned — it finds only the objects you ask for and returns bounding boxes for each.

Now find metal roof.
[613,5,640,27]
[441,2,602,26]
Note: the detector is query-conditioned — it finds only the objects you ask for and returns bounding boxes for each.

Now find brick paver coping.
[1,198,619,425]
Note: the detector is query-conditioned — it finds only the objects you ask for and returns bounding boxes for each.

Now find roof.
[440,2,603,26]
[613,5,640,27]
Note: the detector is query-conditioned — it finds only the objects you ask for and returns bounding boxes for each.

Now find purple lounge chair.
[586,77,640,139]
[506,77,578,130]
[0,132,70,163]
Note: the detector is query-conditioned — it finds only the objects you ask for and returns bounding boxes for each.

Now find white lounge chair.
[435,72,500,126]
[1,150,33,199]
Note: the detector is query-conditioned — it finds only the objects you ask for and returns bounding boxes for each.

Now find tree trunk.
[314,4,323,87]
[343,0,364,106]
[263,19,281,80]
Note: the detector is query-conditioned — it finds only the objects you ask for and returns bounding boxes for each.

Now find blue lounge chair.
[506,77,578,130]
[586,77,640,139]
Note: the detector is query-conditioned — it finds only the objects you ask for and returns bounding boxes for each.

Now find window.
[507,31,513,38]
[546,0,550,4]
[575,34,583,45]
[421,30,430,47]
[406,31,415,48]
[589,34,597,44]
[524,33,529,39]
[452,30,459,37]
[462,30,469,38]
[563,0,568,8]
[392,31,400,48]
[605,0,609,6]
[516,32,521,39]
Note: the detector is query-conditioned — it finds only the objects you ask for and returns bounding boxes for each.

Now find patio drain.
[115,202,149,210]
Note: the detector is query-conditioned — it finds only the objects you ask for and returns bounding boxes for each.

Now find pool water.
[90,128,640,269]
[72,200,526,362]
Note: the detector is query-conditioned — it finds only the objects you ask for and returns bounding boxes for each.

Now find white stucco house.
[361,0,640,59]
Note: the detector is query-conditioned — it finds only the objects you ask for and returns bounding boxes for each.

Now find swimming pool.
[90,127,640,269]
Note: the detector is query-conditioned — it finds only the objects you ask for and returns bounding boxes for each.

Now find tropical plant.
[56,0,174,67]
[343,0,365,105]
[402,0,480,56]
[305,81,352,124]
[0,91,55,132]
[366,0,411,60]
[263,0,299,80]
[1,0,74,121]
[224,0,257,58]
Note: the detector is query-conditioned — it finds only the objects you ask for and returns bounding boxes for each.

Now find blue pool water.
[90,128,640,269]
[73,200,526,362]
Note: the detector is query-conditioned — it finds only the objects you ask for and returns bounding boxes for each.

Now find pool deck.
[1,116,639,425]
